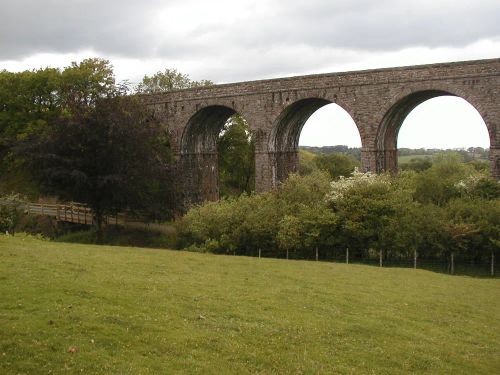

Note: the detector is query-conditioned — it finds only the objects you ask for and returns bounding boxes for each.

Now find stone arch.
[181,105,236,154]
[178,104,254,207]
[269,98,360,184]
[374,87,494,173]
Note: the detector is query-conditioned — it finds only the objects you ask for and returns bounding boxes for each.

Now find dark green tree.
[18,92,171,241]
[217,115,255,197]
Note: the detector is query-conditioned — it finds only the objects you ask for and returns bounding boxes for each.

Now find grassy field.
[1,235,499,374]
[398,154,433,164]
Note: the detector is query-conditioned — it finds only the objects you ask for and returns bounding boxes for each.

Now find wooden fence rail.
[2,200,172,233]
[26,203,96,225]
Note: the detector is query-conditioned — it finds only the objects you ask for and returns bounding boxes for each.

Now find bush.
[0,194,25,234]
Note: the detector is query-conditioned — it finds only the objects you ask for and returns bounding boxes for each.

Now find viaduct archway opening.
[179,105,254,205]
[376,90,491,173]
[270,99,361,184]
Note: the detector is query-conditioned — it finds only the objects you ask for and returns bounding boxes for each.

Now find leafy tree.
[400,157,433,172]
[413,152,476,206]
[278,170,331,207]
[18,93,170,241]
[0,68,62,140]
[0,68,63,197]
[135,68,213,94]
[217,115,255,197]
[328,171,402,259]
[298,149,318,176]
[445,198,499,261]
[0,194,24,234]
[60,58,116,107]
[277,215,302,259]
[313,153,359,179]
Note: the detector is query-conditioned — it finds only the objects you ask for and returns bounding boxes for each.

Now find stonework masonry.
[142,58,500,210]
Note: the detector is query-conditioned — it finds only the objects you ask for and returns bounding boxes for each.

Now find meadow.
[397,154,433,164]
[1,235,499,374]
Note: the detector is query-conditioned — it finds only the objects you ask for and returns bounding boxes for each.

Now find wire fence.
[245,248,497,278]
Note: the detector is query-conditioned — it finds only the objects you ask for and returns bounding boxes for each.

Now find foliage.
[17,91,171,240]
[0,194,25,233]
[179,156,498,266]
[277,170,331,206]
[445,198,500,257]
[135,68,213,94]
[276,215,302,258]
[217,115,255,197]
[60,58,116,107]
[179,171,333,257]
[0,59,121,199]
[313,152,359,179]
[300,145,361,161]
[298,149,318,175]
[400,156,433,172]
[413,152,477,206]
[3,59,175,239]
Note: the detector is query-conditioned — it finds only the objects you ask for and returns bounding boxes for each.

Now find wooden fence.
[24,202,123,226]
[26,203,94,225]
[1,200,173,234]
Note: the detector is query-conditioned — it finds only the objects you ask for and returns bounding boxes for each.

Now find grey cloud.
[1,0,499,71]
[194,0,500,52]
[0,0,167,60]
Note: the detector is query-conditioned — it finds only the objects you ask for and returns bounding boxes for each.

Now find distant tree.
[467,159,489,173]
[400,157,433,172]
[135,68,213,94]
[60,58,116,107]
[217,115,255,197]
[413,153,475,206]
[298,149,318,176]
[313,153,359,179]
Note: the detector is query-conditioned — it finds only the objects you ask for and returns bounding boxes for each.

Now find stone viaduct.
[142,58,500,209]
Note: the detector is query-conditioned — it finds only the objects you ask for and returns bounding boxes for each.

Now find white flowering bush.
[326,168,390,203]
[455,174,482,193]
[455,174,500,199]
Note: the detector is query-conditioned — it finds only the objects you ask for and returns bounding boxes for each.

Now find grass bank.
[1,235,499,374]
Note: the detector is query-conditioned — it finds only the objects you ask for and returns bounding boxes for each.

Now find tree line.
[1,58,498,265]
[0,59,217,239]
[178,153,499,274]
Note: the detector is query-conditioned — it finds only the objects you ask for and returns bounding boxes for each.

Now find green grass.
[1,235,499,374]
[398,154,433,164]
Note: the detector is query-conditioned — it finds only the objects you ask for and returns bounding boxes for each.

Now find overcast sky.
[1,0,498,148]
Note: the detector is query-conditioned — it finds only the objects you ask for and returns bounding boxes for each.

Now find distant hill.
[299,145,489,163]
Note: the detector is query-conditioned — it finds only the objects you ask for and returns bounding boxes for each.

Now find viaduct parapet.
[142,58,500,210]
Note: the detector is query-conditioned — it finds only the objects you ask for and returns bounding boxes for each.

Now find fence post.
[346,248,349,264]
[491,251,495,277]
[450,252,455,275]
[258,249,261,259]
[315,247,319,261]
[414,250,417,269]
[379,250,383,267]
[286,249,289,260]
